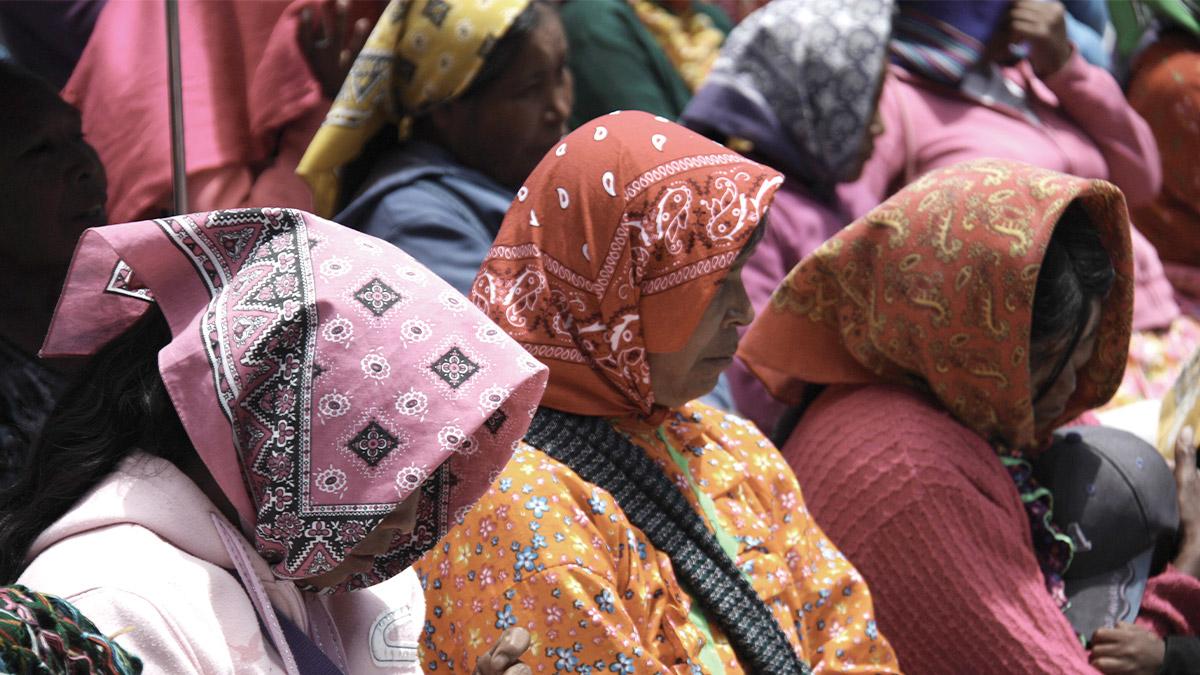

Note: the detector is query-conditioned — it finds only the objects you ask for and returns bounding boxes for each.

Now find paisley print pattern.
[471,111,783,417]
[743,159,1134,451]
[740,158,1136,609]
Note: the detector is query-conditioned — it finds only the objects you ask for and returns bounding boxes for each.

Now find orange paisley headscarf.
[470,111,783,418]
[740,159,1134,451]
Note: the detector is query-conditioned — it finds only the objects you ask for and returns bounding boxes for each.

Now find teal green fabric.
[1109,0,1200,58]
[560,0,731,128]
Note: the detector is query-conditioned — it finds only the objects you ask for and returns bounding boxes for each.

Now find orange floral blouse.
[415,402,900,674]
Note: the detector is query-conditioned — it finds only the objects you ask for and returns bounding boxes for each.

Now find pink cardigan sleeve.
[1039,50,1162,208]
[784,385,1100,675]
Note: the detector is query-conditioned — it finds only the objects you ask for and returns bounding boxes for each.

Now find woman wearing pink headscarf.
[0,208,547,674]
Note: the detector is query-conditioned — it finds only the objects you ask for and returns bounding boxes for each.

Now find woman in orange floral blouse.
[414,111,900,674]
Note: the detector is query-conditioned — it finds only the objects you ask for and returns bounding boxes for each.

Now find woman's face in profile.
[1030,298,1101,432]
[0,84,106,272]
[647,243,757,408]
[435,4,573,191]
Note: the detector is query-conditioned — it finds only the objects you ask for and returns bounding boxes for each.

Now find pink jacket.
[844,51,1162,218]
[18,453,424,674]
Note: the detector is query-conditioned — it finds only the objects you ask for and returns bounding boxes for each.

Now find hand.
[1009,0,1073,78]
[1173,427,1200,578]
[473,626,531,675]
[1089,623,1165,675]
[299,0,372,99]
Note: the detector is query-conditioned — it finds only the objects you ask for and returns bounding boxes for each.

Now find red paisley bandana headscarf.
[741,159,1134,451]
[42,208,548,591]
[471,111,783,418]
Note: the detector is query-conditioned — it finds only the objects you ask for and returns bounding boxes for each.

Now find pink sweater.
[837,52,1179,332]
[842,51,1162,219]
[783,383,1199,673]
[782,383,1098,674]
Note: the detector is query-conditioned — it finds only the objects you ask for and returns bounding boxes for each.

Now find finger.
[343,17,372,67]
[1010,17,1044,33]
[335,0,349,46]
[502,665,532,675]
[316,1,332,46]
[1009,18,1042,35]
[1090,651,1134,671]
[1176,427,1196,482]
[1009,6,1043,21]
[352,17,372,48]
[492,627,531,663]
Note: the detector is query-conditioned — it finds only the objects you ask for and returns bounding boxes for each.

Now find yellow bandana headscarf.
[297,0,532,217]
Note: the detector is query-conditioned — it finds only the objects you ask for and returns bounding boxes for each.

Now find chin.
[682,374,724,405]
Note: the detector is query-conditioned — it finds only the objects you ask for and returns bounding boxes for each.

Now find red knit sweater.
[782,383,1099,674]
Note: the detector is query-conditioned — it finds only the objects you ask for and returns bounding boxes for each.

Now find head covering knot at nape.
[42,208,548,591]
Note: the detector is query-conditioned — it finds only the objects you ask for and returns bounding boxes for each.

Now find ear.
[428,99,469,141]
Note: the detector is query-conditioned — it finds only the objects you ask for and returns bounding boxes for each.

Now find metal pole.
[165,0,188,214]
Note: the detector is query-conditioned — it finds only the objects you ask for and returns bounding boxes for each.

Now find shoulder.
[21,525,272,673]
[560,0,639,35]
[345,177,487,245]
[786,384,1011,495]
[804,383,984,445]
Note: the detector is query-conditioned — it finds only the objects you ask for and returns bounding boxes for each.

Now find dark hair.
[1031,201,1116,347]
[458,1,544,98]
[338,2,546,211]
[0,310,190,582]
[1029,201,1116,402]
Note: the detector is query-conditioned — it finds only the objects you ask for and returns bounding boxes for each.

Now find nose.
[869,112,886,138]
[69,140,106,190]
[726,286,755,328]
[545,72,573,128]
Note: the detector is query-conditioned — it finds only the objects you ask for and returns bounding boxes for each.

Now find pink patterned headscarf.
[42,208,547,590]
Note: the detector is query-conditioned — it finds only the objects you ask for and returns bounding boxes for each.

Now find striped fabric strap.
[525,407,812,675]
[891,10,986,85]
